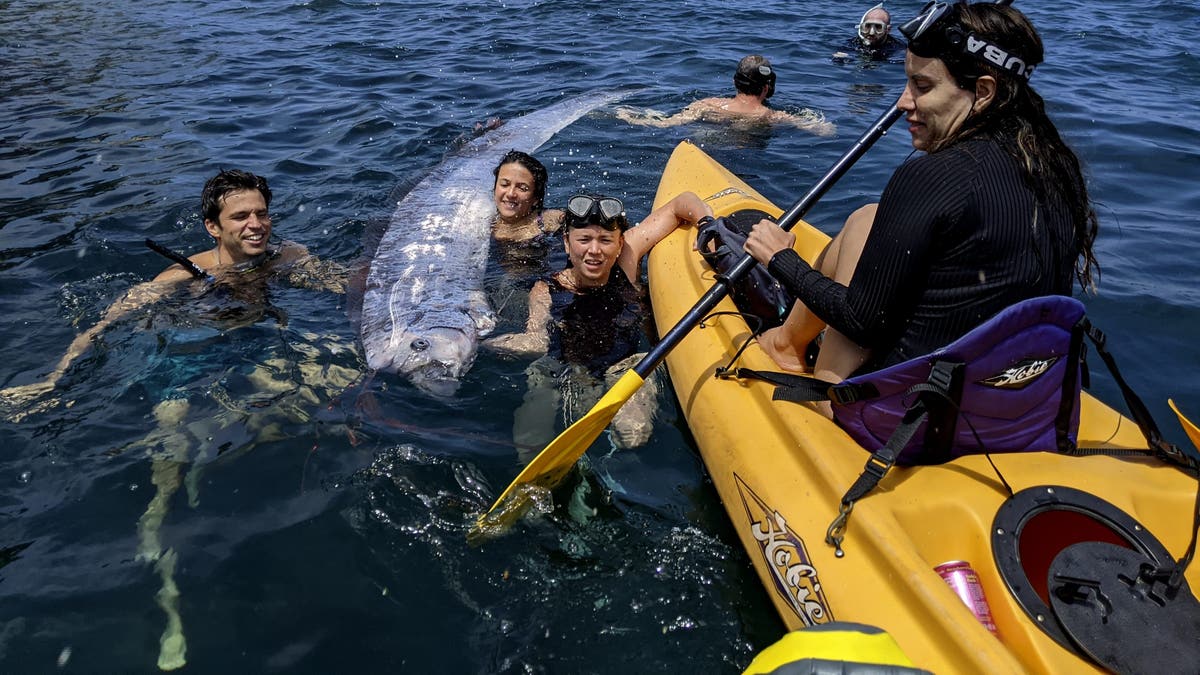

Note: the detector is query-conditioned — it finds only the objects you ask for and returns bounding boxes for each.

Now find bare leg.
[513,358,562,463]
[810,204,877,417]
[757,204,877,378]
[607,354,659,449]
[137,399,190,670]
[153,549,187,670]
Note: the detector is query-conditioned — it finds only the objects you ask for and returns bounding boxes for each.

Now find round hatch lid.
[1048,541,1200,675]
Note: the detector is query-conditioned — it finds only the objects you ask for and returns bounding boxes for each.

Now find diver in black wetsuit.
[745,3,1099,416]
[833,3,904,63]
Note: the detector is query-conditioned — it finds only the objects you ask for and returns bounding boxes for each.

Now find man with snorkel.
[1,169,345,408]
[0,169,353,671]
[616,55,835,135]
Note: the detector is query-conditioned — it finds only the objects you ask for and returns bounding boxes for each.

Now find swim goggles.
[566,194,628,231]
[899,1,1035,81]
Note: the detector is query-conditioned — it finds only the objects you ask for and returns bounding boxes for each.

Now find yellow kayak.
[647,140,1200,674]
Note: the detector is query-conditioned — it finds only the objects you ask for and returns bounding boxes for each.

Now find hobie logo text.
[980,357,1058,389]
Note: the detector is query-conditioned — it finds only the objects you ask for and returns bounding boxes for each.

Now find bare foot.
[755,327,810,373]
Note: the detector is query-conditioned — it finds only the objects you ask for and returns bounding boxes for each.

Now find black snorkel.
[144,238,213,282]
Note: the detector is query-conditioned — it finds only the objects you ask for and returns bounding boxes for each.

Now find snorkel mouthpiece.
[900,1,1036,81]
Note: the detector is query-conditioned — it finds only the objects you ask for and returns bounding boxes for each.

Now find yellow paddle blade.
[1168,398,1200,452]
[470,369,646,540]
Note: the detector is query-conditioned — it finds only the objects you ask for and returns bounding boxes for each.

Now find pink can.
[935,560,999,634]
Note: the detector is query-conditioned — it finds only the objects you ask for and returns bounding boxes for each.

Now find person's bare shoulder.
[277,241,348,293]
[687,98,728,112]
[275,240,311,264]
[152,265,198,283]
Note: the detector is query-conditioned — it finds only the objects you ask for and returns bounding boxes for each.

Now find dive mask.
[566,195,628,231]
[900,1,1036,81]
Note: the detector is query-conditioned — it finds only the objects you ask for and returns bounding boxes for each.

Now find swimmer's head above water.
[201,169,275,267]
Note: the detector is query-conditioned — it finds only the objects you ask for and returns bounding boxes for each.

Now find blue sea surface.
[2,0,1199,672]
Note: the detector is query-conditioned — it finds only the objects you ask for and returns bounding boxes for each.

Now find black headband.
[900,2,1036,81]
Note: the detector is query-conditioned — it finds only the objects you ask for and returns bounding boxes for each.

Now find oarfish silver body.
[360,90,625,397]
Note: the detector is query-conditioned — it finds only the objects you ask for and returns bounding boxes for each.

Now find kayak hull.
[647,140,1198,674]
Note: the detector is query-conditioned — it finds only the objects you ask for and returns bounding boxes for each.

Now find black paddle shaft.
[634,0,1015,381]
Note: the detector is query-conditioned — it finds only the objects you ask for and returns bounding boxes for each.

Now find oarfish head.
[368,326,477,398]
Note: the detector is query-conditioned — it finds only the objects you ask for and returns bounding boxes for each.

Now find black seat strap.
[728,367,881,405]
[1081,320,1198,471]
[825,361,960,557]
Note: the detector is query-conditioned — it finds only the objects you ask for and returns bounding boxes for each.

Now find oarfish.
[360,90,626,397]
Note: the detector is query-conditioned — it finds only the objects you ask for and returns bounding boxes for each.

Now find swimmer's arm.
[620,191,713,280]
[290,256,349,293]
[774,108,837,137]
[282,243,349,294]
[481,281,551,357]
[615,101,706,128]
[541,209,566,235]
[1,280,169,403]
[53,281,169,382]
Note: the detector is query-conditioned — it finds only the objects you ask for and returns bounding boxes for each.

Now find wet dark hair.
[733,55,776,98]
[492,150,548,211]
[936,4,1098,291]
[201,169,272,223]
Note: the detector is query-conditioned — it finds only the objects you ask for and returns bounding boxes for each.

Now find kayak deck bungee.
[647,140,1200,674]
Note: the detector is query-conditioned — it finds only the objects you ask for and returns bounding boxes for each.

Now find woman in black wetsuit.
[485,190,712,454]
[744,2,1099,414]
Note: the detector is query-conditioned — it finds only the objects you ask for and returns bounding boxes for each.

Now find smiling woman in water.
[491,150,565,243]
[490,150,569,283]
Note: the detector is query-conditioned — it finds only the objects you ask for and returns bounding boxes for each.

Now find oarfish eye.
[411,338,430,351]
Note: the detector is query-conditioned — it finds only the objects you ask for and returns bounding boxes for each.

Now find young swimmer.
[485,192,712,453]
[0,169,352,671]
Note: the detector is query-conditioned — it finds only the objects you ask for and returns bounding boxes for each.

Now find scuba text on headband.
[899,1,1035,81]
[566,195,628,231]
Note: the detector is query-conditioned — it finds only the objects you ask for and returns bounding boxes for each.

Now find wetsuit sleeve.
[767,156,959,348]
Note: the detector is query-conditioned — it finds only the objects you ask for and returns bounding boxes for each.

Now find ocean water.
[2,0,1199,672]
